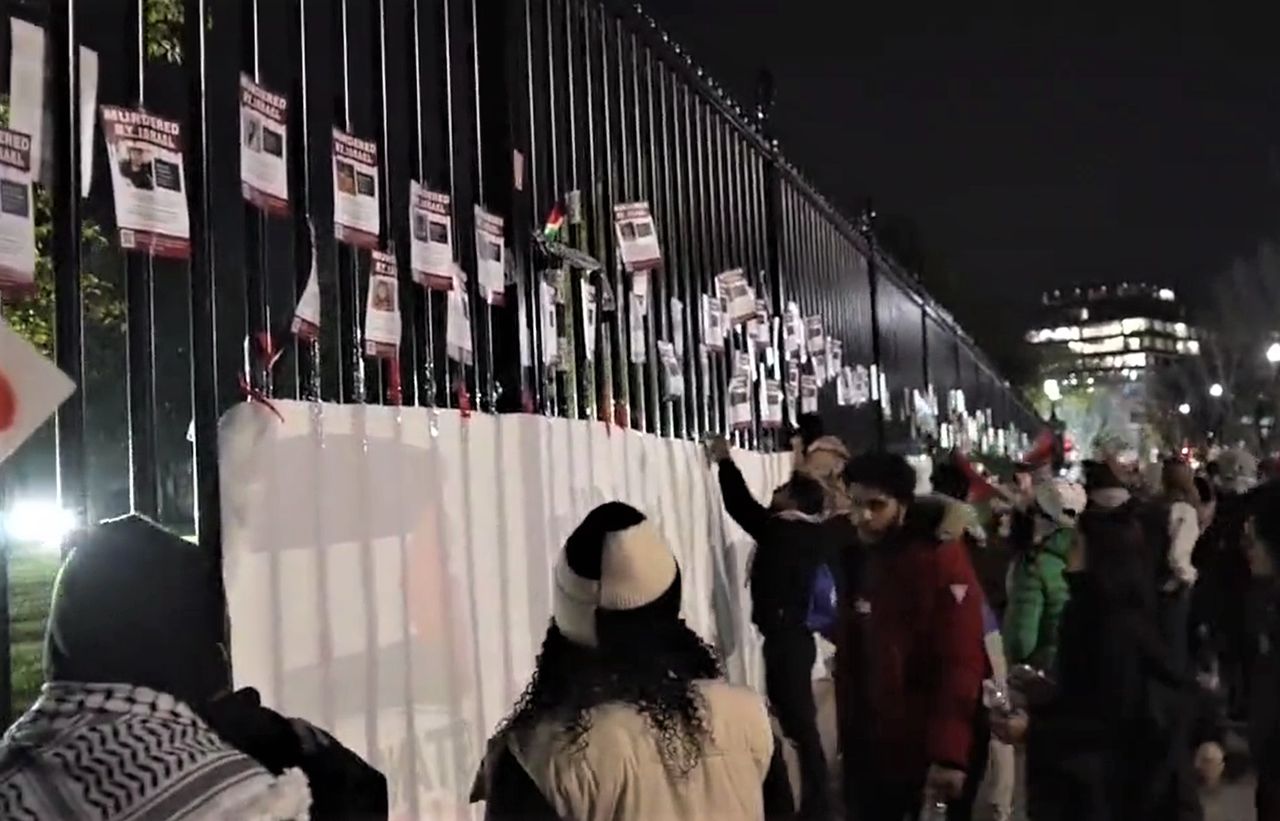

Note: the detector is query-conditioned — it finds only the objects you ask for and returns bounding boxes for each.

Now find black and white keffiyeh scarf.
[0,683,311,820]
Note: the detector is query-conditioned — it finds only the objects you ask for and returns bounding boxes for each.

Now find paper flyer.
[837,366,853,406]
[332,128,380,248]
[734,350,753,380]
[101,106,191,258]
[716,268,755,324]
[239,75,289,215]
[829,338,844,376]
[0,129,36,295]
[851,365,870,405]
[613,201,663,271]
[805,316,826,354]
[363,250,401,358]
[761,379,783,428]
[582,282,598,362]
[539,277,558,367]
[702,293,725,352]
[784,301,804,355]
[800,374,819,415]
[669,297,685,359]
[291,220,321,338]
[474,206,506,305]
[446,267,473,365]
[629,290,647,364]
[658,341,683,400]
[79,47,99,197]
[812,350,828,384]
[700,344,712,399]
[408,182,454,290]
[752,301,772,347]
[728,375,752,430]
[9,20,44,182]
[0,318,76,467]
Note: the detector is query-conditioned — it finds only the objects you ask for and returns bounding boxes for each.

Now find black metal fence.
[0,0,1039,717]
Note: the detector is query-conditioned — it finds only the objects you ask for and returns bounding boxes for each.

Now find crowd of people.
[2,421,1279,820]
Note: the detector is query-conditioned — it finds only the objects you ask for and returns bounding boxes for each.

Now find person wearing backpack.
[709,435,851,820]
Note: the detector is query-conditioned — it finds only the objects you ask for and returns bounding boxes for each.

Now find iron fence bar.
[407,0,437,407]
[560,0,583,420]
[654,59,682,438]
[50,0,86,530]
[243,0,272,399]
[639,42,661,436]
[602,12,626,428]
[585,0,616,426]
[570,0,599,422]
[667,71,695,440]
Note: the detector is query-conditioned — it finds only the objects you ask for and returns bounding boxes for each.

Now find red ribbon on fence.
[236,332,286,423]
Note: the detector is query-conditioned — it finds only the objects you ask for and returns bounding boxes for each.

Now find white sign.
[716,269,755,325]
[613,201,662,271]
[239,75,289,215]
[409,182,454,291]
[364,250,401,358]
[446,266,472,365]
[101,106,191,258]
[218,403,792,815]
[829,338,843,377]
[728,375,752,430]
[836,367,853,407]
[79,47,99,198]
[9,20,44,181]
[801,374,819,415]
[761,379,783,429]
[805,316,826,354]
[0,128,36,295]
[629,291,647,365]
[669,297,685,359]
[0,318,75,466]
[751,301,772,347]
[784,301,804,356]
[812,350,828,384]
[702,293,725,352]
[582,282,598,363]
[539,278,558,367]
[851,365,870,405]
[658,341,683,400]
[332,128,380,249]
[474,207,506,305]
[291,220,321,339]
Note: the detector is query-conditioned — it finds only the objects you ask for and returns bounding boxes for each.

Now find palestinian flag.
[543,203,566,240]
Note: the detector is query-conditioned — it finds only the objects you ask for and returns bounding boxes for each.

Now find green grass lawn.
[8,545,61,719]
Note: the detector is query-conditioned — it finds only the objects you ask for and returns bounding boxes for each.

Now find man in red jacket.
[837,451,989,821]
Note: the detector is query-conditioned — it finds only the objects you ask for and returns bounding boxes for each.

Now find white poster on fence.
[409,183,454,290]
[79,47,99,198]
[474,207,506,305]
[716,268,754,325]
[239,74,289,215]
[101,106,191,258]
[333,129,380,248]
[446,267,473,365]
[613,201,662,271]
[0,318,75,466]
[219,402,789,817]
[0,129,37,295]
[582,282,597,363]
[364,250,401,358]
[9,20,44,181]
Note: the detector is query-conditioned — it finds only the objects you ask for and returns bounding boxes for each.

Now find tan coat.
[508,680,776,821]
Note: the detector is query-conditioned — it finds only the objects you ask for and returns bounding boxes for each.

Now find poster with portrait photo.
[613,201,663,271]
[761,379,783,429]
[364,250,401,358]
[239,75,289,216]
[728,375,752,430]
[474,206,506,305]
[805,316,826,354]
[101,106,190,258]
[333,129,380,248]
[0,129,36,295]
[716,268,755,325]
[701,293,725,352]
[800,374,819,415]
[409,182,454,290]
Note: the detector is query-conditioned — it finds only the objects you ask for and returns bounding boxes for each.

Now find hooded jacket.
[717,456,855,634]
[1004,526,1073,670]
[836,498,988,779]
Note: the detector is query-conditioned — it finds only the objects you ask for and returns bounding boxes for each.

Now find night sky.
[643,1,1280,346]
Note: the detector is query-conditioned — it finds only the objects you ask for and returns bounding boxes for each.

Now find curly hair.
[496,620,725,776]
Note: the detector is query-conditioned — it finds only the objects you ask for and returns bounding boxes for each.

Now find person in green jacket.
[1003,479,1075,671]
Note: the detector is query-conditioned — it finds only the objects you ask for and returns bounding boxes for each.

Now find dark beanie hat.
[553,502,681,648]
[44,514,230,706]
[1083,459,1125,492]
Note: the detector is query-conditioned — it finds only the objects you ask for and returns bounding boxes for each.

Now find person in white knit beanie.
[473,502,795,820]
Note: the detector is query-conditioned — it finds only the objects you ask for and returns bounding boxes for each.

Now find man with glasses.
[835,451,988,821]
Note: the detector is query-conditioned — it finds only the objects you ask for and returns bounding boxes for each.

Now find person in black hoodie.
[990,502,1202,821]
[0,514,388,820]
[710,434,851,820]
[1242,480,1280,820]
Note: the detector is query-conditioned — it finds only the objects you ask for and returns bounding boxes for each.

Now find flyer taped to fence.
[728,375,752,430]
[582,282,598,363]
[101,106,191,258]
[292,220,321,339]
[474,206,506,305]
[801,374,819,415]
[716,268,755,325]
[539,277,558,367]
[332,128,380,248]
[0,128,37,295]
[761,379,783,428]
[239,75,289,216]
[702,293,725,352]
[9,20,44,182]
[446,265,473,365]
[364,250,401,358]
[409,182,454,290]
[613,201,662,271]
[0,318,75,467]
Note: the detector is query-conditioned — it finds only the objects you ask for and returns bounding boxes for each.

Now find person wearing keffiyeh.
[0,514,386,820]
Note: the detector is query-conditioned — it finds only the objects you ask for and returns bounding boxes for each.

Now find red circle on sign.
[0,370,15,431]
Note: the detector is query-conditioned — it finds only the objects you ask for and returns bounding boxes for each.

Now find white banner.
[219,402,790,818]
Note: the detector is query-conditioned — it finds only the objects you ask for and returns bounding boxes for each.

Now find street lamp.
[1209,383,1224,398]
[1268,342,1280,365]
[1178,402,1191,416]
